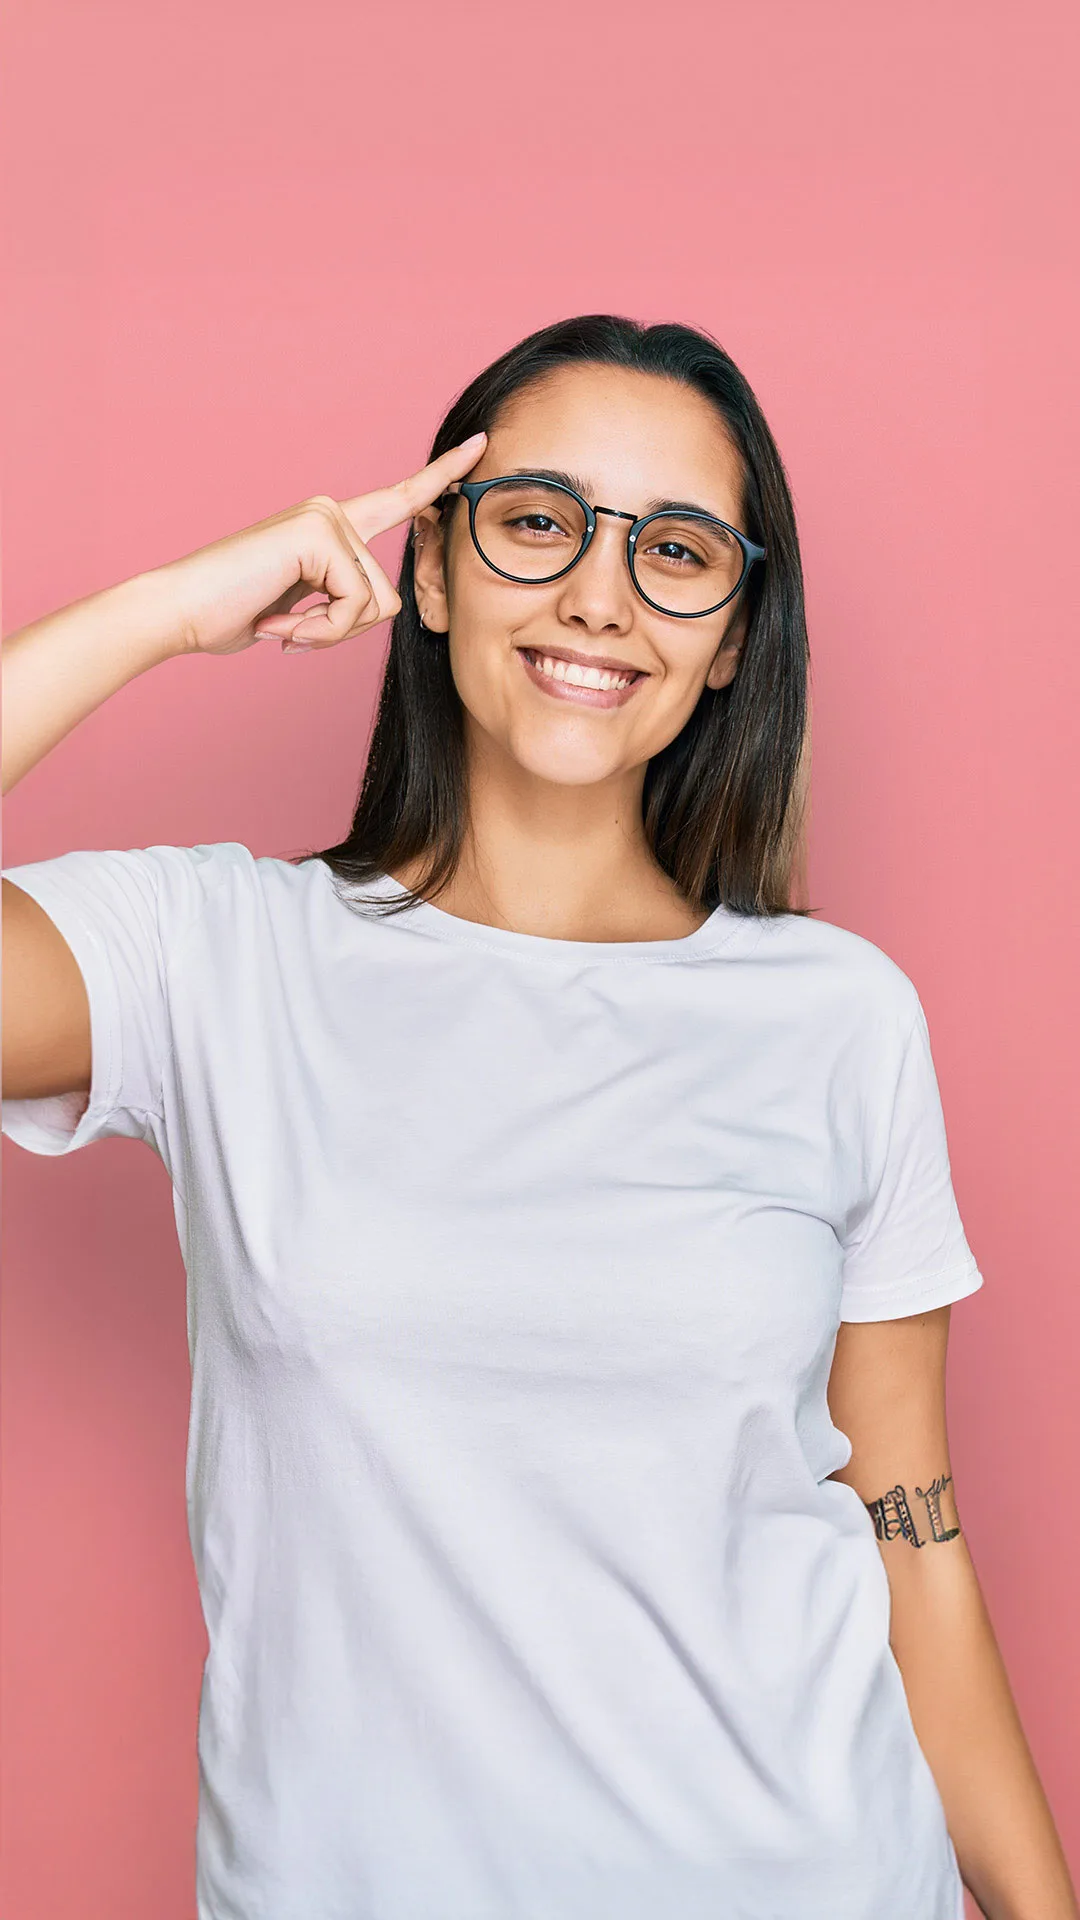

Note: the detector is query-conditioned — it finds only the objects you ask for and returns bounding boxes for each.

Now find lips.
[516,645,647,710]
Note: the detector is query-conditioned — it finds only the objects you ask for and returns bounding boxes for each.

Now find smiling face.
[412,363,753,790]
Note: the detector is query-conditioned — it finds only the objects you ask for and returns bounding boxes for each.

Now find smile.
[517,647,646,709]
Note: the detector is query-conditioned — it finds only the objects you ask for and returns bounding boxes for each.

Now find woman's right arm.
[3,572,200,1102]
[1,432,488,1103]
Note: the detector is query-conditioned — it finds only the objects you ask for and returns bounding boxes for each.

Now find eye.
[638,515,739,572]
[508,511,566,537]
[642,536,706,569]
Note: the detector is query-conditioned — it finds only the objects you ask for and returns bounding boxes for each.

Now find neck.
[397,724,709,943]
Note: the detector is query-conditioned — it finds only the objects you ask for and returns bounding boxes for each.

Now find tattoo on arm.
[865,1472,961,1547]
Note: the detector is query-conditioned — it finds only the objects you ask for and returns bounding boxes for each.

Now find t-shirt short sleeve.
[2,842,235,1160]
[838,994,984,1322]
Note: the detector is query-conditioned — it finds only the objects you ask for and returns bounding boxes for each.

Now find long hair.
[300,314,812,918]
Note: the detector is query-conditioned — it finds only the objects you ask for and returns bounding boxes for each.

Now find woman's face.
[413,363,751,790]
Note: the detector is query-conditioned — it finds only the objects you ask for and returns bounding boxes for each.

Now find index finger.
[342,433,488,544]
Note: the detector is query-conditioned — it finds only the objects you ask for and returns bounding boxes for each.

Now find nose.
[553,512,636,635]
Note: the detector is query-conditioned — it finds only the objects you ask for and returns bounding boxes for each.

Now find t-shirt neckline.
[337,868,758,967]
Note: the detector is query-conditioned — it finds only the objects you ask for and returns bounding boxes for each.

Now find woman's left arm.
[828,1306,1077,1920]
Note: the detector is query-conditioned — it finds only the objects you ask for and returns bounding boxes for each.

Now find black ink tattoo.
[866,1484,924,1547]
[865,1472,961,1547]
[914,1472,961,1543]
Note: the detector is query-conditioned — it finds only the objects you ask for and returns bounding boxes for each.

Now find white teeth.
[529,652,634,692]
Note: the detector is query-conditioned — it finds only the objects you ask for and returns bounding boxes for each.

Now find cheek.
[443,596,523,732]
[650,637,729,715]
[446,634,497,722]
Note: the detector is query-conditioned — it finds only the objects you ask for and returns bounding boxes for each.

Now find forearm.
[887,1535,1077,1920]
[2,570,186,794]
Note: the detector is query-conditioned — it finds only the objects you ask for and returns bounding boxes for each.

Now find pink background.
[2,1,1078,1913]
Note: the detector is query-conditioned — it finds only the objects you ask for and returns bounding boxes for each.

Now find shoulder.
[158,843,335,933]
[54,842,339,961]
[2,838,277,955]
[742,908,922,1036]
[129,841,332,900]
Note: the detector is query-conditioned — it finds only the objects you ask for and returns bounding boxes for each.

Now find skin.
[2,363,1075,1917]
[407,364,749,941]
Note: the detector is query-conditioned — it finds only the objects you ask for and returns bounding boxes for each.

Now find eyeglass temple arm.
[434,481,465,509]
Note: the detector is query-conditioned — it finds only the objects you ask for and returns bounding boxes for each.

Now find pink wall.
[3,2,1077,1913]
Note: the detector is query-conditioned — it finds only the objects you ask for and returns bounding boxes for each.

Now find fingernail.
[254,630,283,642]
[461,431,486,448]
[281,639,315,654]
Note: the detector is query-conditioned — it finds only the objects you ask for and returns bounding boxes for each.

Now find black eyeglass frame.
[435,476,766,620]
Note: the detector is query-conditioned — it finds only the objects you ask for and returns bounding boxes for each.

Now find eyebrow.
[504,467,732,523]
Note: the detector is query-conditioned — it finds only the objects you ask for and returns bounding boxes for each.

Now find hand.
[151,433,487,657]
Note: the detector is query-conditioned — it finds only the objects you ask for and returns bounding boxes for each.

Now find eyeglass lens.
[471,479,746,615]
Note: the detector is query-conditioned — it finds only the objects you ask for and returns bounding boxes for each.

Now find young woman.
[2,315,1074,1920]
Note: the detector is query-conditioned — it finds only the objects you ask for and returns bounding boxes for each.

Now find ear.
[705,601,749,691]
[412,507,451,633]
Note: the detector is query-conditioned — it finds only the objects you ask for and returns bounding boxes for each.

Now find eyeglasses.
[435,474,765,619]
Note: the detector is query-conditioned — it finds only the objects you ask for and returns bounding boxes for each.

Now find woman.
[2,315,1074,1920]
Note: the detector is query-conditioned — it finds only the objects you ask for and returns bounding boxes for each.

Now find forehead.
[483,363,744,516]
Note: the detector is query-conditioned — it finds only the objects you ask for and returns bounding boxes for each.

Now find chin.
[504,723,631,789]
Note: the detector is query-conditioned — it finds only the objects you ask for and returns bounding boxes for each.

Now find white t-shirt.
[2,841,983,1920]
